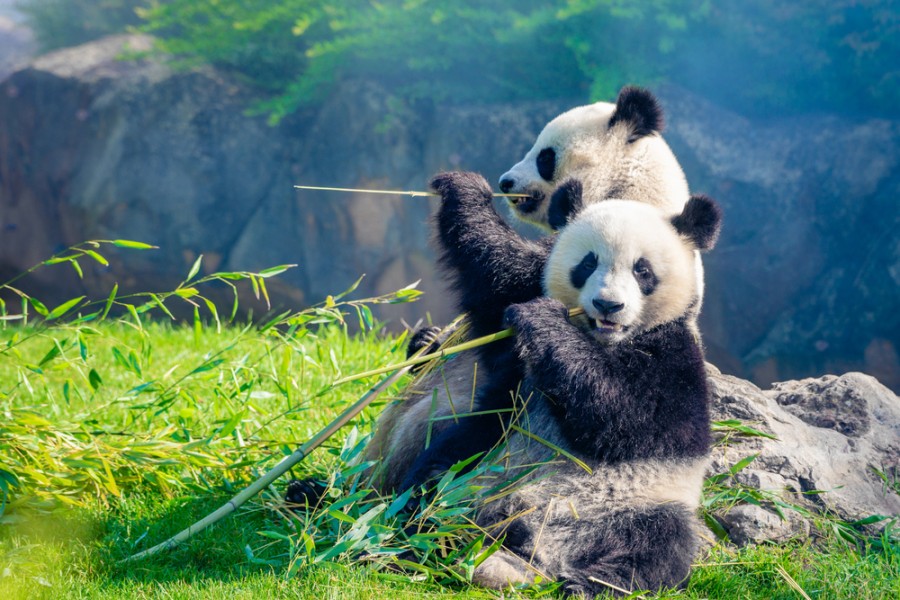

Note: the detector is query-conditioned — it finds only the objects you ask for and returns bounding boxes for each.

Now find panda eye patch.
[536,147,556,182]
[570,252,598,289]
[633,257,658,296]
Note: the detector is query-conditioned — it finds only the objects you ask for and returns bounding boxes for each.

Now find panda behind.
[407,188,722,595]
[499,86,689,231]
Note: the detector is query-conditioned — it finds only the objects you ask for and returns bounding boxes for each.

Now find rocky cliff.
[1,35,898,393]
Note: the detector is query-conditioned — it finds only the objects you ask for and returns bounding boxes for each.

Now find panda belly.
[471,395,707,593]
[365,353,486,493]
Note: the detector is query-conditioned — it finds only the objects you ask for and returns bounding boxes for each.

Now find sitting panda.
[292,87,696,500]
[401,174,721,595]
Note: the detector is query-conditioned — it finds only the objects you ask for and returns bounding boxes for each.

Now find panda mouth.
[588,316,627,335]
[507,190,544,215]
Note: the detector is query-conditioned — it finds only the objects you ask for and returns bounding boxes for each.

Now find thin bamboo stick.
[120,367,408,563]
[293,184,528,198]
[331,307,584,387]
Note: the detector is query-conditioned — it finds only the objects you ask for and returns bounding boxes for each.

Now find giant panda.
[361,171,716,496]
[360,89,695,491]
[399,177,721,595]
[499,85,689,231]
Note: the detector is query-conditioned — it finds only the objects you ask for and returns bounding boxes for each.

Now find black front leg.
[430,172,552,338]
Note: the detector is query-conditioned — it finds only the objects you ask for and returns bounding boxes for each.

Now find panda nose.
[592,298,624,316]
[499,177,515,193]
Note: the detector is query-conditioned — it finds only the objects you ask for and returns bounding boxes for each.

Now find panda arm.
[504,298,710,461]
[431,172,552,335]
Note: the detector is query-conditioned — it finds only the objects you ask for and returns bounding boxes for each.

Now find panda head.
[499,86,687,231]
[544,192,722,343]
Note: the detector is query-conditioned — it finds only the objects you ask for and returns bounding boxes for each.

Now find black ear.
[548,179,584,230]
[608,86,664,142]
[672,194,722,251]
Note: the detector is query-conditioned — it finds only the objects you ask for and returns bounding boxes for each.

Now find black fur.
[633,257,659,296]
[536,147,556,181]
[430,172,554,373]
[284,479,326,509]
[503,298,710,462]
[570,252,598,289]
[398,172,556,493]
[608,86,664,142]
[548,179,584,230]
[558,504,696,596]
[671,194,723,251]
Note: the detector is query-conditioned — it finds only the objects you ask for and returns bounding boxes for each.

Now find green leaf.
[100,283,118,320]
[88,368,103,391]
[112,240,156,249]
[47,296,86,320]
[187,254,203,281]
[28,297,49,317]
[258,264,296,278]
[70,258,84,279]
[38,342,62,367]
[82,250,109,266]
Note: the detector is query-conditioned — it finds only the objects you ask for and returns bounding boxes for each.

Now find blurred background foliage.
[16,0,900,120]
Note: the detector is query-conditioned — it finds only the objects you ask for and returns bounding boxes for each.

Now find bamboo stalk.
[331,307,584,387]
[121,307,583,562]
[293,184,528,198]
[120,367,408,563]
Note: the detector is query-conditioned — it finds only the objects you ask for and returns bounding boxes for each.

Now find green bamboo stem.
[121,307,582,562]
[121,367,409,563]
[331,306,584,388]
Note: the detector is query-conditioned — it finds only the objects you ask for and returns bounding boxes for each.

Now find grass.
[1,243,898,598]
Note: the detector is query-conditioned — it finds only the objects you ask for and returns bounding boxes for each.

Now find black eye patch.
[570,252,598,289]
[536,147,556,182]
[633,257,658,295]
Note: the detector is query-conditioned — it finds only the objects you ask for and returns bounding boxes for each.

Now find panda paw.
[407,325,448,356]
[429,171,493,208]
[504,298,569,359]
[284,478,326,511]
[504,297,568,332]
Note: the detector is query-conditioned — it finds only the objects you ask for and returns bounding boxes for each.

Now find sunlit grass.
[1,242,897,598]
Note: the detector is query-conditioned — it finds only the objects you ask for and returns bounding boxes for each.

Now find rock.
[707,366,900,543]
[0,34,565,324]
[659,86,900,391]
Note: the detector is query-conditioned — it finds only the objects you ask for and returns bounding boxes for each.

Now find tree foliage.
[17,0,900,119]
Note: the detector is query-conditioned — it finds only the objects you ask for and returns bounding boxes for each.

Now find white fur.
[545,201,698,342]
[500,101,689,231]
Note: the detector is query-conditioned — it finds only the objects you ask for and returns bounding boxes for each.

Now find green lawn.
[1,317,898,599]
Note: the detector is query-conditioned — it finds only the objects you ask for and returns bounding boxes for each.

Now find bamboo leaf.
[47,296,86,321]
[88,368,103,391]
[112,240,156,249]
[82,250,109,266]
[28,297,49,317]
[186,255,203,281]
[258,264,295,278]
[101,284,118,320]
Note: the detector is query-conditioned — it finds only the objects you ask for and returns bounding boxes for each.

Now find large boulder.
[707,367,900,544]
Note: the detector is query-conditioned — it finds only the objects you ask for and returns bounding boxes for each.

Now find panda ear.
[608,86,664,142]
[672,194,723,251]
[548,179,584,231]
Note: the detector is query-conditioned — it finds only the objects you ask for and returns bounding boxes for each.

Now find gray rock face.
[707,366,900,543]
[0,34,564,323]
[0,35,897,392]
